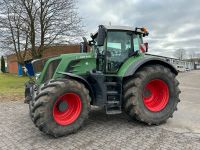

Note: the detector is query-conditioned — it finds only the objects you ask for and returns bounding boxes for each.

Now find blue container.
[25,62,34,76]
[18,63,23,76]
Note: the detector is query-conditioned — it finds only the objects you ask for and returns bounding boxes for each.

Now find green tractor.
[25,25,180,137]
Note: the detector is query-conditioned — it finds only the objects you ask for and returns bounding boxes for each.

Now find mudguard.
[57,72,95,102]
[124,56,178,77]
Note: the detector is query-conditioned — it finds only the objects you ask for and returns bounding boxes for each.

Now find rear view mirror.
[97,26,106,46]
[140,42,148,53]
[144,42,148,52]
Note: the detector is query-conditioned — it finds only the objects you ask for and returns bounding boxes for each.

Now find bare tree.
[21,0,84,58]
[20,0,38,58]
[0,0,30,64]
[174,48,186,60]
[0,0,84,60]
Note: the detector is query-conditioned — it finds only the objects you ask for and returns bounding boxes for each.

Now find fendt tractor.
[25,25,180,137]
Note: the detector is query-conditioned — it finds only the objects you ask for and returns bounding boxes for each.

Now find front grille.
[43,59,61,82]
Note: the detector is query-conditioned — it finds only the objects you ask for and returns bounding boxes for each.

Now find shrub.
[1,56,6,73]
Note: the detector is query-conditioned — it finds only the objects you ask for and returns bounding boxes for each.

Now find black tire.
[24,80,35,103]
[123,65,181,125]
[32,79,91,137]
[29,88,38,122]
[25,81,35,122]
[25,91,31,103]
[29,100,34,121]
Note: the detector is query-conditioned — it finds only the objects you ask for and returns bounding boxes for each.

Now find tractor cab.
[90,25,149,73]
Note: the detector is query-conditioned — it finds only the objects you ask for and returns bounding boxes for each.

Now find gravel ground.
[0,71,200,150]
[0,101,200,150]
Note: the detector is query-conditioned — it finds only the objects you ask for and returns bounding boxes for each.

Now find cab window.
[133,34,143,51]
[106,31,132,72]
[133,34,139,51]
[107,31,131,58]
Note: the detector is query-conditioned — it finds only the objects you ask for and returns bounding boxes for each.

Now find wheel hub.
[143,79,169,112]
[53,93,82,126]
[58,100,68,112]
[143,89,151,97]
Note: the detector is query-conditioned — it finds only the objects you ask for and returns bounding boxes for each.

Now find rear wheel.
[32,79,90,137]
[123,65,181,125]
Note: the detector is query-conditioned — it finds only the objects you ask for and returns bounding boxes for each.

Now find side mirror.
[144,42,148,52]
[97,26,106,46]
[140,42,148,53]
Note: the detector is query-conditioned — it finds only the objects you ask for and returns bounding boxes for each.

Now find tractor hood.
[35,52,96,85]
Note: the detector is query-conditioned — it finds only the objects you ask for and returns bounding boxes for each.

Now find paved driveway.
[0,71,200,150]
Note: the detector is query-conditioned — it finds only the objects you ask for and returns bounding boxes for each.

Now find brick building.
[7,44,80,74]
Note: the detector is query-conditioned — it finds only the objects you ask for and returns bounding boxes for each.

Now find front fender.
[57,72,95,103]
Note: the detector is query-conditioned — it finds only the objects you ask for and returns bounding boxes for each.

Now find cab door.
[106,31,132,73]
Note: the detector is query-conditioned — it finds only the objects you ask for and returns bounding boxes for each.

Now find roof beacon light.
[141,27,148,33]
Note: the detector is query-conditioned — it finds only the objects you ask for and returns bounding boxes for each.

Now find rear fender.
[124,57,178,77]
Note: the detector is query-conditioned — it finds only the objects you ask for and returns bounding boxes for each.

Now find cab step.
[107,101,120,104]
[106,109,122,115]
[106,82,118,86]
[106,91,119,95]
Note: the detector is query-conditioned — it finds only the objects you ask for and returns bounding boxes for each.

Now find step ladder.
[105,77,122,115]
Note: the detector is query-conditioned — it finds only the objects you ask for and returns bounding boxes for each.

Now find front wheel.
[32,79,91,137]
[123,65,181,125]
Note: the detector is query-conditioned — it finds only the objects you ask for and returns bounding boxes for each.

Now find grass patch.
[0,73,29,101]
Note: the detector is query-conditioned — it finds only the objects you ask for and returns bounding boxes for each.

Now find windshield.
[106,31,132,72]
[107,31,131,58]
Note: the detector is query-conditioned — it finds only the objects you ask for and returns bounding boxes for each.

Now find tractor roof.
[102,25,135,31]
[91,25,148,39]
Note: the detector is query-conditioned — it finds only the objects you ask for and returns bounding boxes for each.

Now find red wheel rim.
[53,93,82,126]
[143,79,169,112]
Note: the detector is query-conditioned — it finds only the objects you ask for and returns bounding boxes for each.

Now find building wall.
[168,59,194,70]
[7,54,17,73]
[7,61,18,74]
[196,64,200,69]
[6,44,80,74]
[43,45,80,58]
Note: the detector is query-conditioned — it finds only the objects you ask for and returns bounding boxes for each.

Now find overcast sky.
[78,0,200,58]
[1,0,199,58]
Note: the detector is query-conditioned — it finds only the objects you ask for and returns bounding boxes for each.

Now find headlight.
[35,73,41,80]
